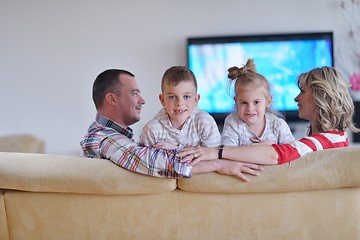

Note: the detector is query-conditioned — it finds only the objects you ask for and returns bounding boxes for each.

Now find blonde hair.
[228,59,271,101]
[298,66,360,135]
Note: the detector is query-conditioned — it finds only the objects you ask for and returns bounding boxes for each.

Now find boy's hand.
[153,141,178,149]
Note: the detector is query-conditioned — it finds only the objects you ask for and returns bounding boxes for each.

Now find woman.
[178,66,360,165]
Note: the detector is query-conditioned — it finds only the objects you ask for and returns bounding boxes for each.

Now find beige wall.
[0,0,352,155]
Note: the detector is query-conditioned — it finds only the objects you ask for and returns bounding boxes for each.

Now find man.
[80,69,263,181]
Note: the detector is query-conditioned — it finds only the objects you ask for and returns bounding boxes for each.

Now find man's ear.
[159,94,165,106]
[105,93,117,106]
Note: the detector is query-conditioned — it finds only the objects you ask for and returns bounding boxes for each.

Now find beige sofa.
[1,147,360,240]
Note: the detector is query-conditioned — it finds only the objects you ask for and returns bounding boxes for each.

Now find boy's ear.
[159,94,165,106]
[195,94,200,104]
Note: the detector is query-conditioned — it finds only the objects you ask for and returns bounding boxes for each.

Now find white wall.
[0,0,350,155]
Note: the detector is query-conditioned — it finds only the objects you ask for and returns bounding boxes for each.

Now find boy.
[139,66,220,149]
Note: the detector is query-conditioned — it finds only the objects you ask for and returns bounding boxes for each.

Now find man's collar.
[96,113,133,139]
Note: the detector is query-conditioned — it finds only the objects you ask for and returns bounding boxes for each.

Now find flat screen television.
[187,32,334,125]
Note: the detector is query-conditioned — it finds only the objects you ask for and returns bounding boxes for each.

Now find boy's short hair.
[161,66,197,92]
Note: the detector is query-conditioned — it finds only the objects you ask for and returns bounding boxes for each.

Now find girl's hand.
[250,137,276,146]
[177,146,218,165]
[153,141,178,149]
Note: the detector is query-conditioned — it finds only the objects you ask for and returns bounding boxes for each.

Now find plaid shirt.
[80,114,191,178]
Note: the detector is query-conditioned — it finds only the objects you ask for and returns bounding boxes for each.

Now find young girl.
[178,66,360,165]
[222,58,295,146]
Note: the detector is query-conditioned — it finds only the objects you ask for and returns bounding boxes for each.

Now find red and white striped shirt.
[272,131,348,164]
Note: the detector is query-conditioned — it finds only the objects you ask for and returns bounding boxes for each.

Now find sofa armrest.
[0,190,9,240]
[0,152,176,195]
[0,134,45,153]
[178,147,360,193]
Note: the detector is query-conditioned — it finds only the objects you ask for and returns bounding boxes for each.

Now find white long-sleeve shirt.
[221,112,295,146]
[139,107,221,148]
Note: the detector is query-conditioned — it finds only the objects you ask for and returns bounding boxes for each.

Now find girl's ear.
[159,94,165,106]
[266,96,272,109]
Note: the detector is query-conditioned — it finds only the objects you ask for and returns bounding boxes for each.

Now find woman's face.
[294,81,316,125]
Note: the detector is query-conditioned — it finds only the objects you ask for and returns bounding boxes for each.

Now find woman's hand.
[191,159,264,182]
[216,160,264,181]
[177,146,218,165]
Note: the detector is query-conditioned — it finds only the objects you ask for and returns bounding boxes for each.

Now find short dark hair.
[92,69,134,109]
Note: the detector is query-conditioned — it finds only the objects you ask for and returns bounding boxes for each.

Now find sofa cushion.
[178,147,360,193]
[0,152,176,195]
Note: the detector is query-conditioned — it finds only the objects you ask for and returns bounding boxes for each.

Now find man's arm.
[103,138,191,178]
[81,124,263,180]
[81,126,192,179]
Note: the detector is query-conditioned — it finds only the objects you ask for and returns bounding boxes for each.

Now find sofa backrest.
[178,147,360,193]
[1,147,360,195]
[0,152,176,195]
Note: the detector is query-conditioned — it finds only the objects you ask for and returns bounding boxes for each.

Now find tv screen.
[187,32,334,124]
